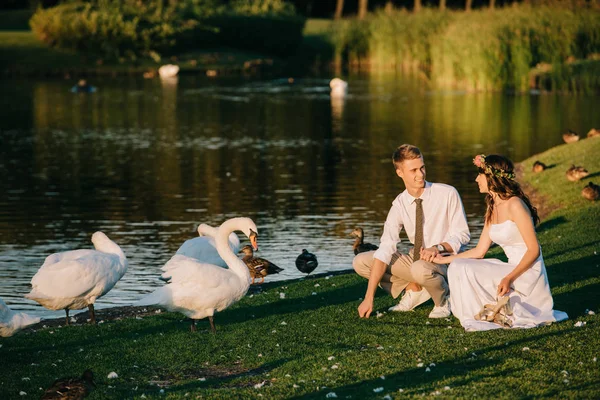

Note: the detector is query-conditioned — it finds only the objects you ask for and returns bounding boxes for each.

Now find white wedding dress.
[448,220,568,331]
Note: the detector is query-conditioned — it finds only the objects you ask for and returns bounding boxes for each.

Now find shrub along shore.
[1,139,599,399]
[2,4,600,93]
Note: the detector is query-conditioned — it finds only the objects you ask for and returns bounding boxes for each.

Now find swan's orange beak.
[249,229,258,251]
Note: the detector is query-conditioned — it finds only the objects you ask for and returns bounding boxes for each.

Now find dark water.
[1,73,598,318]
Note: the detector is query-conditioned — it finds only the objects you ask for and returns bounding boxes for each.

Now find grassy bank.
[1,140,599,399]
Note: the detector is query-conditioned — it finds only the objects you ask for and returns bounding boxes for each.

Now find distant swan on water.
[0,297,41,337]
[158,64,180,79]
[330,78,348,98]
[25,232,128,326]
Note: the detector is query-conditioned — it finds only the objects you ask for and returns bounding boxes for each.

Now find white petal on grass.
[279,293,286,299]
[380,375,386,380]
[326,393,338,398]
[19,392,27,396]
[417,363,424,367]
[444,386,451,390]
[373,387,384,393]
[331,364,339,369]
[328,356,335,361]
[198,377,206,381]
[425,367,431,372]
[107,372,118,379]
[429,363,436,367]
[574,321,586,327]
[314,284,320,287]
[293,384,299,388]
[253,381,266,389]
[281,321,287,325]
[522,347,530,351]
[312,292,317,295]
[383,395,392,400]
[377,346,384,350]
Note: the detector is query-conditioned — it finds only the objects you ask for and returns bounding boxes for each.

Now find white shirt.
[373,181,470,265]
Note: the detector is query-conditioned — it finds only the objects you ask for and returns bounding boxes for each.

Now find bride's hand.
[432,254,452,264]
[497,276,513,297]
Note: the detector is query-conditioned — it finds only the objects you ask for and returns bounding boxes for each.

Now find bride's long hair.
[478,155,539,225]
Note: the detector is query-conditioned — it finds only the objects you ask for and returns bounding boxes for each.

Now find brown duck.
[41,369,95,399]
[532,161,547,173]
[587,128,600,138]
[566,165,589,182]
[350,228,379,255]
[582,182,599,201]
[562,130,580,144]
[239,245,283,284]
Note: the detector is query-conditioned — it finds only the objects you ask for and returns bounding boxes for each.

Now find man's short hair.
[392,144,422,169]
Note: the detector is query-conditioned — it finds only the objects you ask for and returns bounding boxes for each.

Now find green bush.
[29,0,193,60]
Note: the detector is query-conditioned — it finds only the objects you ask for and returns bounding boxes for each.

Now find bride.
[433,154,568,331]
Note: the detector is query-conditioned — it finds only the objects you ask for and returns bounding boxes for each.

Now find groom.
[355,144,470,318]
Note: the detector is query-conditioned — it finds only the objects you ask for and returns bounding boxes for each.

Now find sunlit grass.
[1,141,599,399]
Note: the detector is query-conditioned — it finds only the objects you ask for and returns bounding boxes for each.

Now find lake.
[1,72,598,318]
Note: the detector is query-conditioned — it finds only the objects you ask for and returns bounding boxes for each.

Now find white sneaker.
[388,288,431,312]
[428,298,451,318]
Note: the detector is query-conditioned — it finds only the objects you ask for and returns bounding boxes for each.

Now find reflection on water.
[1,73,598,318]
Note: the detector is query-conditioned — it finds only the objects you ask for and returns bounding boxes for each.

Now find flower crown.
[473,154,515,180]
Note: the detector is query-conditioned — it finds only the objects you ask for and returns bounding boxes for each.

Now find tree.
[466,0,473,12]
[439,0,446,11]
[490,0,495,9]
[358,0,368,20]
[415,0,422,12]
[334,0,344,19]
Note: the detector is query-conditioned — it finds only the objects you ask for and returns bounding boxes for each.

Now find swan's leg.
[190,319,196,332]
[260,277,265,284]
[65,309,70,326]
[88,304,96,325]
[209,316,216,334]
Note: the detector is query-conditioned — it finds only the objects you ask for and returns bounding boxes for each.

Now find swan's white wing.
[30,252,123,299]
[174,237,229,268]
[39,249,96,270]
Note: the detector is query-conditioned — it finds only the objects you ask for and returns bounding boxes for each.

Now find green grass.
[1,140,600,399]
[0,9,34,31]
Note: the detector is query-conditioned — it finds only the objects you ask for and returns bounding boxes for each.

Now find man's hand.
[419,246,440,263]
[358,298,374,318]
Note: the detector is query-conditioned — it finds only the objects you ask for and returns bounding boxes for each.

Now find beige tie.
[413,198,424,261]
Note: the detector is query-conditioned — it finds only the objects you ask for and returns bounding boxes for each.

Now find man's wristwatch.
[435,244,445,253]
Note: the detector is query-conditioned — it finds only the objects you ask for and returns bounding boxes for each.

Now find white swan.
[158,64,180,79]
[173,223,240,267]
[137,217,257,332]
[25,232,128,325]
[330,77,348,98]
[0,297,41,337]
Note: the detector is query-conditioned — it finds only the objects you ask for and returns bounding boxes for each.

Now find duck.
[587,128,600,138]
[41,369,95,400]
[25,232,128,326]
[330,78,348,98]
[295,249,318,275]
[566,165,589,181]
[562,130,580,144]
[239,245,283,284]
[532,161,547,173]
[137,217,258,333]
[158,64,179,79]
[582,182,599,201]
[350,227,379,255]
[0,297,41,337]
[70,79,96,93]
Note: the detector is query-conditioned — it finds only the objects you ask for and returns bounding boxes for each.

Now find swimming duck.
[562,130,580,144]
[330,78,348,98]
[239,245,283,284]
[532,161,547,173]
[0,297,41,337]
[582,182,599,201]
[566,165,589,181]
[587,128,600,138]
[70,79,96,93]
[25,232,128,326]
[138,218,257,333]
[295,249,318,275]
[350,227,379,255]
[41,369,95,400]
[158,64,179,79]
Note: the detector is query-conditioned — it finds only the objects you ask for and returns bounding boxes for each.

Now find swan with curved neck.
[25,232,128,325]
[139,217,258,333]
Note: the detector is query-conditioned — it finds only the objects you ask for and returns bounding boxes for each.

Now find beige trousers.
[353,250,449,306]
